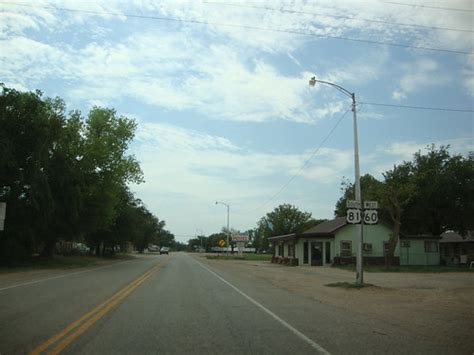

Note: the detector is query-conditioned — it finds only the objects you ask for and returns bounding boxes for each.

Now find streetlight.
[196,228,204,252]
[215,201,230,255]
[309,76,364,285]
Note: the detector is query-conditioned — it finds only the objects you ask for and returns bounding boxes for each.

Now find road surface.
[0,253,465,354]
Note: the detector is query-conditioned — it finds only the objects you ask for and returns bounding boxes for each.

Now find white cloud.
[383,137,473,161]
[392,58,449,100]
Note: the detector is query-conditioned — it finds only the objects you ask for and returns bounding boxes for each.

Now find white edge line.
[193,257,331,355]
[0,259,133,292]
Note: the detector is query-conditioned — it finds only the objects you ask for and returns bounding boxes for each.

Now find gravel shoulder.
[200,256,474,352]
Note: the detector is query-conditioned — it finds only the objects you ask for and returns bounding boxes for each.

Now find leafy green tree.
[403,145,473,236]
[0,86,65,261]
[78,107,143,253]
[0,85,148,262]
[334,174,385,218]
[253,204,314,253]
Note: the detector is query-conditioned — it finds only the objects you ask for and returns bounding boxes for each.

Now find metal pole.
[352,93,364,285]
[226,204,230,255]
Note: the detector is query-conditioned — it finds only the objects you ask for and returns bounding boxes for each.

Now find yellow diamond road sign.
[218,239,226,247]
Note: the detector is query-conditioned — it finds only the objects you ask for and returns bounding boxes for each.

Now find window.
[340,241,352,256]
[401,241,410,248]
[278,244,284,257]
[383,241,390,256]
[363,243,372,253]
[424,241,438,253]
[303,242,308,264]
[288,244,294,257]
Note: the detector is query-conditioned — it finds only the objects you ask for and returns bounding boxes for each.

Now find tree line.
[0,85,174,264]
[190,146,473,256]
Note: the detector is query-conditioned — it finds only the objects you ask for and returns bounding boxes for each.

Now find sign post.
[346,200,379,285]
[0,203,6,231]
[231,234,249,257]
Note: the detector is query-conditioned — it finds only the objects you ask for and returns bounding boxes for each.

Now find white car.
[160,247,170,255]
[148,245,159,252]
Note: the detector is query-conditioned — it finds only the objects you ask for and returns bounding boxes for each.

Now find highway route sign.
[364,210,379,224]
[346,209,362,224]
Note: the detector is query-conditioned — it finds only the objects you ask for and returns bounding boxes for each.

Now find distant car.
[148,245,159,252]
[160,247,170,255]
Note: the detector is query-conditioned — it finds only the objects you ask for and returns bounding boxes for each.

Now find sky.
[1,0,473,242]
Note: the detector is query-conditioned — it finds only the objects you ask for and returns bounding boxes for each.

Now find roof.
[268,217,346,242]
[400,234,440,240]
[439,231,474,243]
[268,233,296,242]
[301,217,347,237]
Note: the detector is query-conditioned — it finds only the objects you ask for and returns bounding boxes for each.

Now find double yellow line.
[30,262,163,355]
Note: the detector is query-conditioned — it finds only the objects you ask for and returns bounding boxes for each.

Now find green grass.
[332,264,474,273]
[325,282,375,289]
[0,254,135,273]
[205,253,272,261]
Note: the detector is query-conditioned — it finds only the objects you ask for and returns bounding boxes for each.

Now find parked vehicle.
[160,247,170,255]
[148,245,159,252]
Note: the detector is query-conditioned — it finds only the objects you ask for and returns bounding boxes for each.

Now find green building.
[269,217,440,266]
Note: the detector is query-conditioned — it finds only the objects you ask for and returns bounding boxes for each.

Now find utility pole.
[309,77,364,285]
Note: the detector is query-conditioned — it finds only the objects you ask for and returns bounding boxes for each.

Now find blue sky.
[1,0,473,242]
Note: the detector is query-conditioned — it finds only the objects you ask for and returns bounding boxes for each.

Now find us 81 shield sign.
[346,208,362,224]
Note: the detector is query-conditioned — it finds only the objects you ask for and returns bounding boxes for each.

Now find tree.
[0,85,150,263]
[253,204,314,253]
[0,86,65,262]
[403,145,474,236]
[334,174,384,218]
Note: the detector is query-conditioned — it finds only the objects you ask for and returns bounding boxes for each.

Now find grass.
[205,253,272,261]
[332,264,474,273]
[0,254,135,273]
[325,282,375,289]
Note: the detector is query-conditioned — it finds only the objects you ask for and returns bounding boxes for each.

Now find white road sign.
[346,209,362,224]
[346,200,361,209]
[364,210,379,224]
[231,234,249,242]
[363,201,378,209]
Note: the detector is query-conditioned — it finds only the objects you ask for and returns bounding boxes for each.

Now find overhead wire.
[250,107,351,213]
[1,1,472,55]
[203,1,474,33]
[381,1,474,12]
[360,101,474,113]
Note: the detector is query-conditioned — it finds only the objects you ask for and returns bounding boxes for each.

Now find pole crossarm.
[309,77,353,98]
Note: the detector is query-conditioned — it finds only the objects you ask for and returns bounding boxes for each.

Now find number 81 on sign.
[346,209,362,224]
[346,209,378,224]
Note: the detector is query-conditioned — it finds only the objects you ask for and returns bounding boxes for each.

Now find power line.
[203,1,473,34]
[360,101,474,113]
[251,107,351,213]
[382,1,474,12]
[2,2,472,55]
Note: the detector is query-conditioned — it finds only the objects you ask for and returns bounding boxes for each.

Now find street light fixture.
[215,201,230,255]
[196,228,204,252]
[309,76,364,285]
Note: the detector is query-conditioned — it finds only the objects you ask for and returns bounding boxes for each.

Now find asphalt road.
[0,253,463,354]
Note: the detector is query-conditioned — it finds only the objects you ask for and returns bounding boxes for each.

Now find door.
[325,241,331,265]
[311,242,323,266]
[303,242,308,264]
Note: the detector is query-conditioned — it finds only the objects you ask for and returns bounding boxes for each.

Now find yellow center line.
[48,271,154,355]
[29,261,164,355]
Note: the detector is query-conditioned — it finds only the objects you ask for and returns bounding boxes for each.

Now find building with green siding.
[269,217,440,266]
